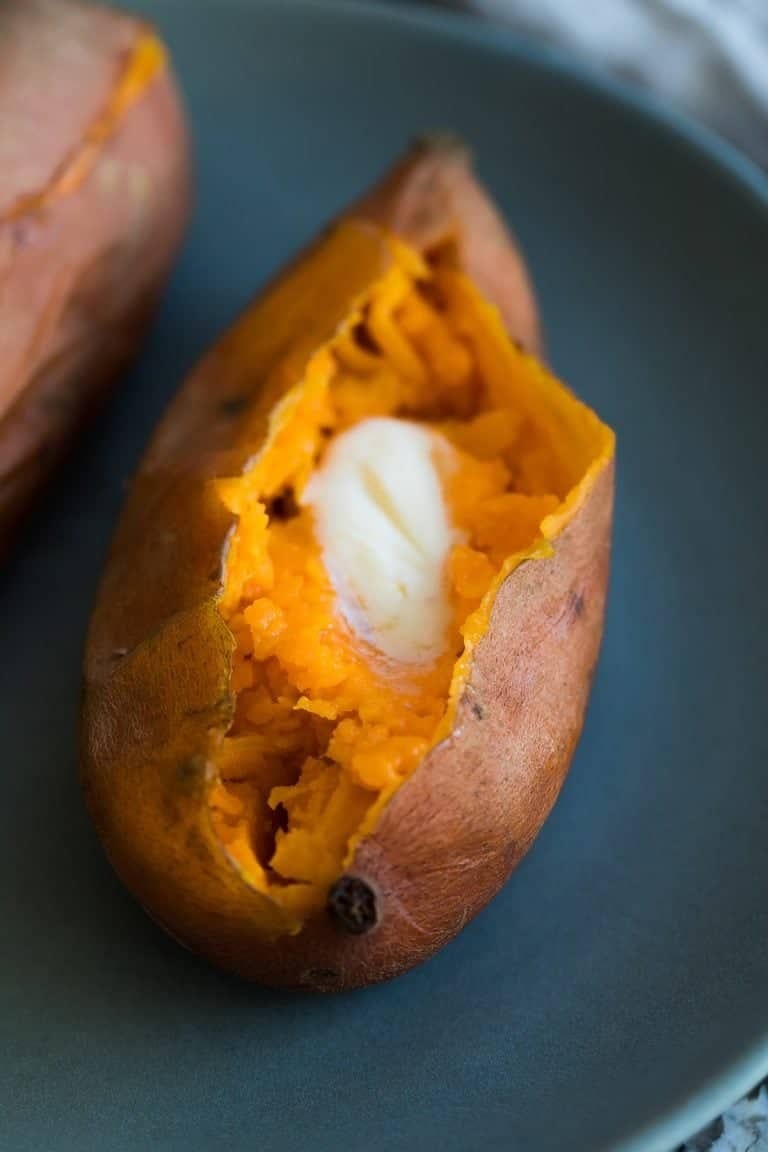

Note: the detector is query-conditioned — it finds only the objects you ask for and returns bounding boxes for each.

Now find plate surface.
[2,2,768,1150]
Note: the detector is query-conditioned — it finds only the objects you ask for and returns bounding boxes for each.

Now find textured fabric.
[445,0,768,166]
[682,1084,768,1151]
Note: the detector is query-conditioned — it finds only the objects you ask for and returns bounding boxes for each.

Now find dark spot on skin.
[178,755,205,786]
[12,219,35,248]
[569,590,586,619]
[112,647,128,659]
[501,840,520,875]
[471,699,485,720]
[512,338,526,354]
[267,487,299,521]
[319,426,334,438]
[327,876,378,935]
[303,968,343,991]
[172,762,206,804]
[209,564,221,583]
[218,395,250,418]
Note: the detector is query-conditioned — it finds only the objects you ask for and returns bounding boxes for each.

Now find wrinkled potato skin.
[82,141,612,990]
[0,0,190,548]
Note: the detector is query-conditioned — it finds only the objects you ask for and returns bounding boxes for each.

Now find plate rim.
[102,1,768,1148]
[151,0,768,212]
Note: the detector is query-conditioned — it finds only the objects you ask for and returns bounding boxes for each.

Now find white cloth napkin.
[458,0,768,165]
[683,1084,768,1151]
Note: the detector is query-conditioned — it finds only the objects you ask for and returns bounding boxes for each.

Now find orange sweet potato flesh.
[82,140,614,990]
[0,0,190,549]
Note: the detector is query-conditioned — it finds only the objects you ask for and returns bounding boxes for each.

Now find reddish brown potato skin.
[0,0,190,549]
[355,137,542,358]
[283,458,613,989]
[82,142,611,991]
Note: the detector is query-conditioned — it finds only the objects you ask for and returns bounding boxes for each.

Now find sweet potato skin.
[354,137,542,357]
[0,0,190,549]
[82,142,612,990]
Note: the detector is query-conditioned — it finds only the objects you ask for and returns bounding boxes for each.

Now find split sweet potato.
[82,140,614,990]
[0,0,190,547]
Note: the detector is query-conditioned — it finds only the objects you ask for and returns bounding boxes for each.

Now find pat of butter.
[302,417,463,664]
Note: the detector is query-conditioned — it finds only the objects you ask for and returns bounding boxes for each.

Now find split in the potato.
[209,233,610,923]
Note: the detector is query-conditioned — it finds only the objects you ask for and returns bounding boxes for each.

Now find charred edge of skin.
[327,876,379,935]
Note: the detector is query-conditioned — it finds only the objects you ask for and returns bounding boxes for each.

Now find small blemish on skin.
[11,219,35,248]
[218,395,249,418]
[569,590,586,618]
[304,968,342,990]
[327,875,378,935]
[176,758,207,799]
[112,646,128,659]
[178,755,205,784]
[471,699,484,720]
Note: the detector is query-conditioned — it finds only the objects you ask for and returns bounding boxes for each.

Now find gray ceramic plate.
[2,2,768,1150]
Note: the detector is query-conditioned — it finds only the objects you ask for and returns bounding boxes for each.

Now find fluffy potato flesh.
[209,233,612,929]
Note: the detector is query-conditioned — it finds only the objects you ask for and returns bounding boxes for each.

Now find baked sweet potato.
[82,139,614,990]
[0,0,190,548]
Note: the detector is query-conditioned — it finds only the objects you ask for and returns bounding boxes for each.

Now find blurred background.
[406,0,768,167]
